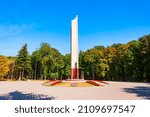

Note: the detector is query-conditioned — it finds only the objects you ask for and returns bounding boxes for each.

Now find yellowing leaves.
[0,55,11,77]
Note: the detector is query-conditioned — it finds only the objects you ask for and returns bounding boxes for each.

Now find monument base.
[71,68,79,79]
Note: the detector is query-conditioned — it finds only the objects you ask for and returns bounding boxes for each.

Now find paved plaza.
[0,81,150,100]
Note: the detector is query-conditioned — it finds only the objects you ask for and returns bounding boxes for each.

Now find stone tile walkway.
[0,81,150,100]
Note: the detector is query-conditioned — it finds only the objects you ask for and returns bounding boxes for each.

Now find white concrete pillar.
[71,15,79,79]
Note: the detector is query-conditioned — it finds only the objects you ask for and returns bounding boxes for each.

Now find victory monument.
[70,15,79,79]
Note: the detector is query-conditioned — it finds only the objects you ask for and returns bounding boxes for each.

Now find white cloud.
[0,23,36,37]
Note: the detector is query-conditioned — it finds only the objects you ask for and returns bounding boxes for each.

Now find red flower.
[86,80,100,86]
[51,80,62,86]
[43,80,62,86]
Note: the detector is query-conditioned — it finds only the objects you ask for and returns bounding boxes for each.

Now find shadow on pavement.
[123,86,150,100]
[0,91,55,100]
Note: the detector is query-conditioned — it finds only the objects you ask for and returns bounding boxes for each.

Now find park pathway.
[0,81,150,100]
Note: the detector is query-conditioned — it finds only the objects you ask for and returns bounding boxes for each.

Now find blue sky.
[0,0,150,56]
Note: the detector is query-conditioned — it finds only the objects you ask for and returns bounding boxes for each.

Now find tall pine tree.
[15,44,31,80]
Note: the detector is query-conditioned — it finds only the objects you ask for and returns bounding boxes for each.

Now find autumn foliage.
[0,34,150,82]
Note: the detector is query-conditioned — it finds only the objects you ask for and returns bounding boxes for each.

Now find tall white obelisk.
[71,15,79,79]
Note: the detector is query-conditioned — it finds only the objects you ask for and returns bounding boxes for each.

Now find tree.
[1,34,150,82]
[14,44,31,80]
[31,43,64,80]
[80,46,107,80]
[139,35,150,82]
[63,54,71,79]
[0,55,10,78]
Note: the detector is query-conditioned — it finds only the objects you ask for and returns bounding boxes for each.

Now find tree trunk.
[22,70,24,80]
[18,71,21,80]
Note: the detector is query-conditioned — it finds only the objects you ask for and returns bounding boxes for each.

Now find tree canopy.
[0,34,150,82]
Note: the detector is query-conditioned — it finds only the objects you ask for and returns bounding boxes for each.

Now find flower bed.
[95,80,109,85]
[66,79,84,81]
[51,80,62,86]
[42,80,62,86]
[86,80,100,86]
